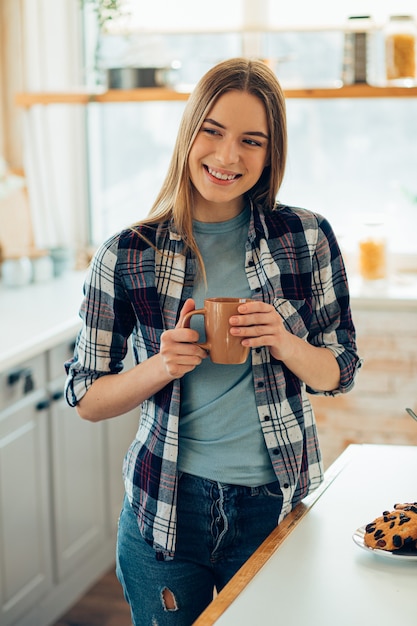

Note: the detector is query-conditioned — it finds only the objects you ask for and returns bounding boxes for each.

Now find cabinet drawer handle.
[7,367,31,386]
[7,368,35,394]
[24,372,35,394]
[36,398,50,411]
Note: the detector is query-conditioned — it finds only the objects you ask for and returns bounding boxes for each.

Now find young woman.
[65,58,361,625]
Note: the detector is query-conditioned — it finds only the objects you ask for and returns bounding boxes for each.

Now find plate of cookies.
[353,502,417,560]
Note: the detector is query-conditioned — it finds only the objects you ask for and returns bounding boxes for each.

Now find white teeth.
[207,166,237,181]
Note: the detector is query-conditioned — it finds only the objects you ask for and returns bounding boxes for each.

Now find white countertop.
[211,444,417,626]
[0,269,416,374]
[348,273,417,311]
[0,271,85,372]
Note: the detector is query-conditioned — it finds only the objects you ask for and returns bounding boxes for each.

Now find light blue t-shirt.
[178,206,276,486]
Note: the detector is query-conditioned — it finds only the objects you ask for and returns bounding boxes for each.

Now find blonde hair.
[133,57,288,266]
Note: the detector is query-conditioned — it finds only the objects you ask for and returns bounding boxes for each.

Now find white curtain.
[20,0,88,251]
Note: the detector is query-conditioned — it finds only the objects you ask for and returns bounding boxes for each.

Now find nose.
[215,137,239,165]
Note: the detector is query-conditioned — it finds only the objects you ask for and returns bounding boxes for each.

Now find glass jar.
[358,220,387,281]
[2,256,32,287]
[385,15,417,84]
[31,252,54,283]
[342,15,375,85]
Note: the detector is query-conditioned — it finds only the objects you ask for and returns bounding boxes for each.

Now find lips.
[205,165,241,181]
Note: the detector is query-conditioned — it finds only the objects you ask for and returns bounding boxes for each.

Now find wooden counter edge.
[193,446,357,626]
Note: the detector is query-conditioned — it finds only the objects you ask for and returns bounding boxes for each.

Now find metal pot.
[106,65,179,89]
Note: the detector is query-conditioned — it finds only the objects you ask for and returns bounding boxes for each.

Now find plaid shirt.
[65,202,361,559]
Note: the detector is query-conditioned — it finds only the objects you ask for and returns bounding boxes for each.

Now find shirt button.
[257,381,264,388]
[283,483,290,489]
[272,448,280,455]
[264,415,271,421]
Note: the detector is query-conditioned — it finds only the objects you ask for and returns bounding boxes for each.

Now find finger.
[162,354,206,379]
[162,326,200,346]
[236,301,270,314]
[162,340,208,374]
[240,334,277,348]
[176,298,196,329]
[230,323,267,337]
[161,326,207,358]
[230,313,275,329]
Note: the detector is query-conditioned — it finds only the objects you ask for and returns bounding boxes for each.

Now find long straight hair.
[133,58,288,268]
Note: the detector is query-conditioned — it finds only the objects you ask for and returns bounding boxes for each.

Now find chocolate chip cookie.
[364,504,417,551]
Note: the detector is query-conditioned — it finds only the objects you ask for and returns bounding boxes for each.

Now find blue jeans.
[116,472,283,625]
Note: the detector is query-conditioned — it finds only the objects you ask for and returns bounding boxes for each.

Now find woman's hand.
[229,301,340,391]
[229,300,292,362]
[77,299,207,422]
[159,298,207,379]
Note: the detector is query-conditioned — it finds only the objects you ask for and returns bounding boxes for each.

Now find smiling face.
[188,90,270,222]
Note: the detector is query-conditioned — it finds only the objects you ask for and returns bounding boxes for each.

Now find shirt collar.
[166,199,270,243]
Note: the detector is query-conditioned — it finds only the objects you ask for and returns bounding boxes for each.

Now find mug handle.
[181,309,210,351]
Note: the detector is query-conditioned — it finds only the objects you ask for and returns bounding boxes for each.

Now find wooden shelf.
[14,87,191,106]
[15,84,417,107]
[285,84,417,98]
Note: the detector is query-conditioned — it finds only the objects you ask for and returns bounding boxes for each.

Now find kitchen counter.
[348,273,417,312]
[195,444,417,625]
[0,270,85,372]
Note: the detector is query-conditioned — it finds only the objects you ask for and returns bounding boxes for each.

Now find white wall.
[268,0,417,28]
[108,0,417,32]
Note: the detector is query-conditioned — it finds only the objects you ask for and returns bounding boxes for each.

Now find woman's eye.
[202,127,220,136]
[243,138,263,147]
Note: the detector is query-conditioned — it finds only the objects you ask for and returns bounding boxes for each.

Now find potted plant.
[79,0,128,84]
[79,0,125,31]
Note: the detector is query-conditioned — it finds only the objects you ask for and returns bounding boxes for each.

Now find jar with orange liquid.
[358,221,387,281]
[385,15,416,84]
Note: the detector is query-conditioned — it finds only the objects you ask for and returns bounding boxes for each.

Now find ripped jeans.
[116,472,283,626]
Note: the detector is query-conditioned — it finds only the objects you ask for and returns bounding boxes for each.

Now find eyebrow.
[204,117,269,140]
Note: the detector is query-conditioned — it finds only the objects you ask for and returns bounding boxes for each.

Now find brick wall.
[311,304,417,469]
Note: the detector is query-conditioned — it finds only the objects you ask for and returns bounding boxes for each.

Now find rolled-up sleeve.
[65,234,136,406]
[307,215,362,396]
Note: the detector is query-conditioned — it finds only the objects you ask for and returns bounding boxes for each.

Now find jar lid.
[389,15,414,20]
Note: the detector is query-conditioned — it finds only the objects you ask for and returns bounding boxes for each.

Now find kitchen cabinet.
[48,340,107,582]
[0,329,139,626]
[0,354,53,626]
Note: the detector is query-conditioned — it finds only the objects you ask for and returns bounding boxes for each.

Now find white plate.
[352,526,417,561]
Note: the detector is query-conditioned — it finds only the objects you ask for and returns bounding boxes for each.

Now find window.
[86,28,417,258]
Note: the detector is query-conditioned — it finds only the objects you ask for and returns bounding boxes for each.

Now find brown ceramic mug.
[181,297,251,364]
